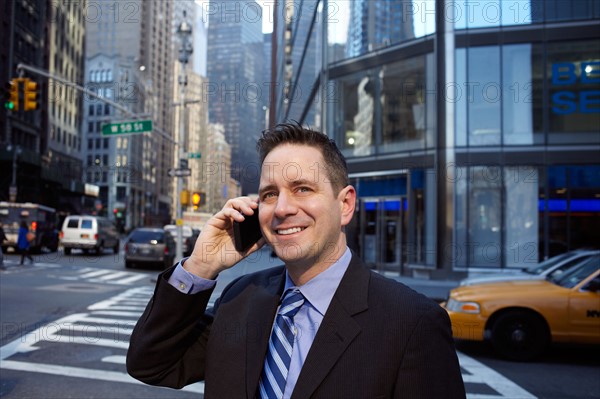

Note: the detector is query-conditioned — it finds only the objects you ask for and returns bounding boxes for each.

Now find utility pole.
[175,11,193,260]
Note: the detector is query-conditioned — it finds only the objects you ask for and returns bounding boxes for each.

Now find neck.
[286,240,347,286]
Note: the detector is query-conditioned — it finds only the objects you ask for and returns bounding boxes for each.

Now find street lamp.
[175,10,193,260]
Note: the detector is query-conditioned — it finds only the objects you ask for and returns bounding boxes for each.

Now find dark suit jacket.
[127,254,466,398]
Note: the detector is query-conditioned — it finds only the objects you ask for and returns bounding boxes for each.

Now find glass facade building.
[271,0,600,279]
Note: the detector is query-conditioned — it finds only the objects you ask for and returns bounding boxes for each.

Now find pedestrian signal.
[192,192,201,210]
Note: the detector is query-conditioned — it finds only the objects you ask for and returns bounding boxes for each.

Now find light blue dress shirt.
[167,247,352,398]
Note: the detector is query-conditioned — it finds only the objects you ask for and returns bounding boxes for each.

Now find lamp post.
[175,11,193,260]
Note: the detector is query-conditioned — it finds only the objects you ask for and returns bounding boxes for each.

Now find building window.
[331,70,376,157]
[502,44,537,145]
[407,169,436,266]
[543,165,600,258]
[468,46,501,146]
[381,55,427,152]
[89,104,94,116]
[504,167,539,267]
[546,39,600,144]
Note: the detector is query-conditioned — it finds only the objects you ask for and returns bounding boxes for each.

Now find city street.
[1,247,598,398]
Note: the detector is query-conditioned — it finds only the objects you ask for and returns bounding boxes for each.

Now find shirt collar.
[283,247,352,316]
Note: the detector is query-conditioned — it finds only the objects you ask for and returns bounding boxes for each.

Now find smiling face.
[258,144,356,281]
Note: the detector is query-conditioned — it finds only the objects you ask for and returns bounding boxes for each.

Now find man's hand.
[183,197,265,279]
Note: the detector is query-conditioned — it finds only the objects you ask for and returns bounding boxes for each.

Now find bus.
[0,202,59,253]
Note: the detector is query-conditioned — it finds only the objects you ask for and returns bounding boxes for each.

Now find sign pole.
[175,70,185,260]
[175,12,193,260]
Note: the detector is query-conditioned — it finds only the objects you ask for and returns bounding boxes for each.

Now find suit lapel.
[291,255,370,399]
[245,270,286,399]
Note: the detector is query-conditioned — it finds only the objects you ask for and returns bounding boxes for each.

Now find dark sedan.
[124,228,175,270]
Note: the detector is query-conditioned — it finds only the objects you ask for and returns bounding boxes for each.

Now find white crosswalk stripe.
[52,267,153,286]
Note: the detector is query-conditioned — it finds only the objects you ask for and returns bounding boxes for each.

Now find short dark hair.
[257,122,349,193]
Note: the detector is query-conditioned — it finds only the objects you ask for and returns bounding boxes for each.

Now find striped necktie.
[258,289,305,399]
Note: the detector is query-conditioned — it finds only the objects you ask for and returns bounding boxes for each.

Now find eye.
[296,186,312,194]
[261,191,277,201]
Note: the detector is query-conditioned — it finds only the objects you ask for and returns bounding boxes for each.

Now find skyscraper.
[346,1,414,58]
[84,0,195,226]
[207,0,264,194]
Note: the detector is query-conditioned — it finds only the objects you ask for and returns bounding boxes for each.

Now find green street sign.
[102,120,153,136]
[188,152,201,159]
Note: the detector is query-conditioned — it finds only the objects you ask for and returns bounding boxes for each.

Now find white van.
[60,215,120,255]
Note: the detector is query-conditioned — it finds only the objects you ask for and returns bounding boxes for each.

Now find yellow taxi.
[443,255,600,360]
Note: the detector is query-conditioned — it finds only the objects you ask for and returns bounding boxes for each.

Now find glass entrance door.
[358,197,406,275]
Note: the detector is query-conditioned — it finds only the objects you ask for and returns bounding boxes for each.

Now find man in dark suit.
[127,123,465,398]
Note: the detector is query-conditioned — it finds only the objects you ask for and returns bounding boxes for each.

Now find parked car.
[163,224,193,255]
[60,215,120,255]
[459,249,600,286]
[443,255,600,360]
[124,227,175,269]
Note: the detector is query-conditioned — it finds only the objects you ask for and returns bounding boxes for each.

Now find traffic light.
[113,207,124,219]
[192,192,201,210]
[180,190,190,206]
[6,78,20,111]
[23,78,39,111]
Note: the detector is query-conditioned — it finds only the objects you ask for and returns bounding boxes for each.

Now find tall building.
[82,54,150,230]
[273,0,600,280]
[193,2,209,77]
[84,0,165,228]
[1,0,91,213]
[207,0,264,194]
[205,123,241,213]
[346,1,415,58]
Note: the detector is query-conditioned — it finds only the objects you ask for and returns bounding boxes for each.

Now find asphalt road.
[1,247,598,398]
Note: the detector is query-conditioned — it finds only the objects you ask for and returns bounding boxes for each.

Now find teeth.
[277,227,303,235]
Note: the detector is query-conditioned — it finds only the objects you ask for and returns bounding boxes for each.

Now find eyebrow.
[258,179,318,195]
[258,184,277,196]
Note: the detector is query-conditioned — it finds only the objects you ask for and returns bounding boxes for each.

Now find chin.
[272,242,311,262]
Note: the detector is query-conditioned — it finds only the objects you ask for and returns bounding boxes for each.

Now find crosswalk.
[0,286,204,395]
[1,260,154,286]
[59,267,152,285]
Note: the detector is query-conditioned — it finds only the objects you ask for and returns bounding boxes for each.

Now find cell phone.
[233,210,262,252]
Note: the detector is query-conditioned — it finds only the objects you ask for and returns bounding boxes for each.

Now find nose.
[273,190,298,219]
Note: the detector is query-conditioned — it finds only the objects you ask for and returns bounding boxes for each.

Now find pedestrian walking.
[127,122,465,398]
[0,226,7,270]
[17,221,34,265]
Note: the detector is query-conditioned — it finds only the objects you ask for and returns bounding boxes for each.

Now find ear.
[338,185,356,227]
